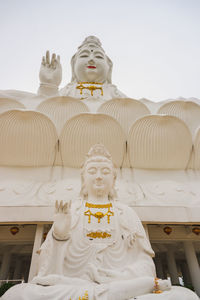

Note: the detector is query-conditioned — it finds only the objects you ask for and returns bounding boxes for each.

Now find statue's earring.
[81,185,88,199]
[109,188,116,200]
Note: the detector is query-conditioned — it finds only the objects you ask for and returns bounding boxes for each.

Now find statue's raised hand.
[39,51,62,88]
[53,200,71,240]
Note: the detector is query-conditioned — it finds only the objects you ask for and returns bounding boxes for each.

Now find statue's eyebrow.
[79,50,90,55]
[94,51,104,56]
[88,166,96,170]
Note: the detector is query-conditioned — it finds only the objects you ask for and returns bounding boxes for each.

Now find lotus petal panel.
[0,110,58,166]
[37,96,89,134]
[158,101,200,137]
[98,98,150,135]
[193,128,200,169]
[60,113,126,167]
[128,115,192,169]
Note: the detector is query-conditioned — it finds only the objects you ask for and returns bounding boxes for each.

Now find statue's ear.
[80,185,88,199]
[106,56,113,84]
[70,54,76,82]
[68,200,72,209]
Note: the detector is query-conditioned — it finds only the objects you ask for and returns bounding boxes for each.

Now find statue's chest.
[82,202,116,245]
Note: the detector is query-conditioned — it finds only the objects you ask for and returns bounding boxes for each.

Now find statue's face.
[74,46,110,83]
[84,159,114,198]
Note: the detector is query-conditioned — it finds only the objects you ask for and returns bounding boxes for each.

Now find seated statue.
[38,36,126,110]
[2,144,198,300]
[0,36,126,111]
[39,36,125,96]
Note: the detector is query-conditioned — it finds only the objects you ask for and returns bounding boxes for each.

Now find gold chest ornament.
[76,82,103,97]
[84,202,114,224]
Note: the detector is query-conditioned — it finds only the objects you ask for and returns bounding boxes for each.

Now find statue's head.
[80,144,117,200]
[71,36,113,84]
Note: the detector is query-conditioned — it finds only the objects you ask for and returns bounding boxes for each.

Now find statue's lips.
[87,66,96,69]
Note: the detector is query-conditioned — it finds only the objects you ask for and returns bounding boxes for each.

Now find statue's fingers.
[46,50,50,65]
[63,202,68,213]
[55,200,59,213]
[57,55,60,64]
[68,200,72,209]
[42,56,46,66]
[51,53,56,68]
[59,200,63,212]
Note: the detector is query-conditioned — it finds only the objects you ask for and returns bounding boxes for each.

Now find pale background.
[0,0,200,101]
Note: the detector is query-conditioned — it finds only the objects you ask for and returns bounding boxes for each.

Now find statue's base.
[2,283,199,300]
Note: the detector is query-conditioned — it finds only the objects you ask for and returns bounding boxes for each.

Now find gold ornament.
[84,202,114,224]
[76,82,103,97]
[69,290,88,300]
[152,277,162,294]
[85,202,112,209]
[87,231,111,239]
[79,291,89,300]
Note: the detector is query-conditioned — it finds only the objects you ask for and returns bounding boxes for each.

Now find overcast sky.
[0,0,200,101]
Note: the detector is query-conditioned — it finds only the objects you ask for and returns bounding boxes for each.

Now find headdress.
[86,143,112,162]
[77,36,103,51]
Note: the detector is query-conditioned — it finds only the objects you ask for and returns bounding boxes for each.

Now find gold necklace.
[85,202,112,209]
[84,202,114,224]
[76,82,103,96]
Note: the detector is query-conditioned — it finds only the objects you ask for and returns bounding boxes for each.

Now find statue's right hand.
[53,200,71,240]
[39,51,62,87]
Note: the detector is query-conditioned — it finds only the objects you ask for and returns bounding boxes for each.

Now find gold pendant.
[76,82,103,97]
[84,202,114,224]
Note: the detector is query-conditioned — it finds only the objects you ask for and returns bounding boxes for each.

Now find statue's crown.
[78,36,102,50]
[86,144,112,161]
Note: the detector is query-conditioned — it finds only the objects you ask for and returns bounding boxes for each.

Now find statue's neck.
[87,195,110,204]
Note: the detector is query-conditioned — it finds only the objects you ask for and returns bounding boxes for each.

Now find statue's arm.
[37,51,62,97]
[122,205,155,257]
[52,200,71,240]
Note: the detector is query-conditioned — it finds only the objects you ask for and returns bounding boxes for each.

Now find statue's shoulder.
[103,84,127,98]
[114,200,141,231]
[71,198,83,211]
[59,83,76,96]
[114,200,139,217]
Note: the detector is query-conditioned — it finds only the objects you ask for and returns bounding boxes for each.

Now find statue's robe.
[36,200,155,280]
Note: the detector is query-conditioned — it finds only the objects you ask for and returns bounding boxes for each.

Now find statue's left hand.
[53,200,71,240]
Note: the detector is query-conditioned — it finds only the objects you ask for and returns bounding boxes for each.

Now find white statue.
[2,144,198,300]
[38,36,126,109]
[0,36,126,111]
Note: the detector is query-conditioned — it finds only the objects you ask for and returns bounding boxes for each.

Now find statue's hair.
[80,144,117,200]
[70,36,113,84]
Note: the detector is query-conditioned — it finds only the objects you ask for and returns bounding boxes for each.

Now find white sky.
[0,0,200,101]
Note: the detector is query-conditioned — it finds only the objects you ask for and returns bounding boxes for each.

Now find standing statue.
[3,144,198,300]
